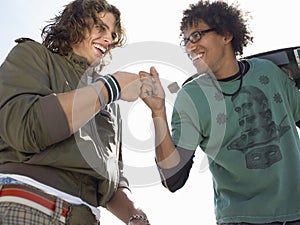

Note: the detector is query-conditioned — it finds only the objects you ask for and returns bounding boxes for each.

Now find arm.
[106,187,150,225]
[140,67,196,192]
[0,41,142,152]
[139,66,180,169]
[157,147,195,192]
[57,71,142,133]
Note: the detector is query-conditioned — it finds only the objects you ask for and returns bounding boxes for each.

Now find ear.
[223,33,233,44]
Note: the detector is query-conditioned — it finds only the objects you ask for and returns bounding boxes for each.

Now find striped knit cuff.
[95,74,121,104]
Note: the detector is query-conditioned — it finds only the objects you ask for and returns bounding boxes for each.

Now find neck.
[209,60,245,97]
[213,60,240,80]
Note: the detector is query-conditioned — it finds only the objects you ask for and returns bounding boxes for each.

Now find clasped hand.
[112,66,165,110]
[139,66,165,112]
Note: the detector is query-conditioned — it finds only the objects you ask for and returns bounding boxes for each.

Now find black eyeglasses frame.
[180,28,215,47]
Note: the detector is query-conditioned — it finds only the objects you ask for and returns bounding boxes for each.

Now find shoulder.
[13,37,49,55]
[245,57,284,76]
[246,57,278,68]
[176,74,209,107]
[6,37,57,64]
[15,37,41,48]
[15,37,36,44]
[246,58,280,76]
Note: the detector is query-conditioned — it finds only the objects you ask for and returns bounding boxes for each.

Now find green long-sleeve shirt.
[0,38,128,207]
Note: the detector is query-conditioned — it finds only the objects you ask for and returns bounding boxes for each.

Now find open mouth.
[93,43,107,54]
[190,53,204,62]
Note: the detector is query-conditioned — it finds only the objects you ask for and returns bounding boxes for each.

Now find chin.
[90,58,102,67]
[195,60,210,75]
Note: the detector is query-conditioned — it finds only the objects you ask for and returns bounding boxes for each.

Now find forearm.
[57,71,141,134]
[139,66,180,169]
[106,188,147,224]
[57,80,108,133]
[157,147,195,192]
[152,107,180,169]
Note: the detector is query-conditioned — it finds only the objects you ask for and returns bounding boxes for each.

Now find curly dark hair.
[41,0,126,55]
[180,0,253,56]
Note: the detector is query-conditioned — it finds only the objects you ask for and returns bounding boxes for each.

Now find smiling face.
[184,20,236,79]
[71,11,117,66]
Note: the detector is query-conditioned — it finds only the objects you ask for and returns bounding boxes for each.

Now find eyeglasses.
[180,28,215,47]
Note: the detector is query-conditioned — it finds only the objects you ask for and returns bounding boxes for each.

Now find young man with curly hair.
[0,0,150,224]
[140,1,300,224]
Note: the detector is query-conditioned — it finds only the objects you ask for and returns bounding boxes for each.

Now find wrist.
[151,106,167,118]
[128,214,150,225]
[95,74,121,104]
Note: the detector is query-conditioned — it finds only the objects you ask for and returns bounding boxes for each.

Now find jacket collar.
[65,52,88,71]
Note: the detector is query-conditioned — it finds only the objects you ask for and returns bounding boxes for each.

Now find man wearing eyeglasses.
[139,1,300,225]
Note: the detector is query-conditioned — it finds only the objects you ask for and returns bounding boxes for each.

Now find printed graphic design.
[227,85,290,169]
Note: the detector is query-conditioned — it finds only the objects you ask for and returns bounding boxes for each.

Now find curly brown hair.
[180,0,253,56]
[41,0,126,55]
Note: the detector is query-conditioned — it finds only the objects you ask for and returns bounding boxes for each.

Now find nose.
[103,36,113,46]
[102,31,114,46]
[185,42,197,58]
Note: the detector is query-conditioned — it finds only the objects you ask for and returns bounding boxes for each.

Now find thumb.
[150,66,159,77]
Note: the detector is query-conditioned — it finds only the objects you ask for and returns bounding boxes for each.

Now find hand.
[139,66,165,114]
[112,71,142,102]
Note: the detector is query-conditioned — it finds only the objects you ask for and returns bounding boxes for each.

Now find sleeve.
[266,59,300,122]
[117,145,130,192]
[116,106,130,192]
[284,73,300,123]
[157,146,195,192]
[0,41,70,153]
[158,86,202,192]
[171,87,202,150]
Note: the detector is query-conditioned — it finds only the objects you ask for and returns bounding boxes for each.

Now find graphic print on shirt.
[227,85,290,169]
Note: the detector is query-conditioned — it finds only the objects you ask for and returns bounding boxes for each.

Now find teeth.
[93,44,106,53]
[192,55,200,62]
[191,54,203,62]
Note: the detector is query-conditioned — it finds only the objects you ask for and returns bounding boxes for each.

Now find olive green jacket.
[0,38,129,207]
